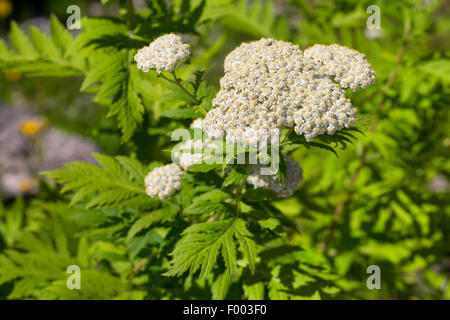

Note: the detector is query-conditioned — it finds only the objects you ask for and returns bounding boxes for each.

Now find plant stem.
[126,0,137,30]
[235,167,249,218]
[161,198,179,210]
[158,71,201,105]
[127,253,156,283]
[235,182,245,218]
[280,128,294,144]
[172,70,201,105]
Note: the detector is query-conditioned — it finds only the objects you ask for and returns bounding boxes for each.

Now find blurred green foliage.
[0,0,449,299]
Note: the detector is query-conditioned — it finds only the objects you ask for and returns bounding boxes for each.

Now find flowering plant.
[0,0,448,300]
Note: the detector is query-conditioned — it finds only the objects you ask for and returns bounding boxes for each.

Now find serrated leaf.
[243,282,265,300]
[0,20,82,77]
[9,21,38,58]
[50,14,73,53]
[258,218,281,231]
[219,0,278,38]
[29,26,62,61]
[193,190,231,203]
[0,39,13,60]
[188,163,222,172]
[127,207,177,242]
[211,272,231,300]
[165,218,256,278]
[223,168,247,187]
[42,154,155,210]
[184,201,229,215]
[69,210,109,226]
[161,108,203,120]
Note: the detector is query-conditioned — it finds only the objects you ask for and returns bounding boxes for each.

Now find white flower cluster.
[303,44,376,91]
[171,118,217,170]
[190,118,203,129]
[172,139,216,170]
[134,33,191,73]
[144,163,183,200]
[202,38,375,143]
[292,77,356,140]
[247,157,303,198]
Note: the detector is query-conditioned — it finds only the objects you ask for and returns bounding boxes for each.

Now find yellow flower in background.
[0,0,12,18]
[4,70,22,82]
[18,118,49,137]
[18,178,36,193]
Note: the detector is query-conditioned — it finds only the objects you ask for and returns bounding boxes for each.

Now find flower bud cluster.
[247,157,303,198]
[172,139,216,170]
[134,33,191,73]
[190,118,203,129]
[144,163,183,200]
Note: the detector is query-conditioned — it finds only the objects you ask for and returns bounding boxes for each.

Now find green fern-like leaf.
[243,282,265,300]
[73,17,150,141]
[0,17,85,77]
[165,218,256,278]
[127,207,178,242]
[42,154,156,209]
[211,271,231,299]
[218,0,289,39]
[0,230,129,299]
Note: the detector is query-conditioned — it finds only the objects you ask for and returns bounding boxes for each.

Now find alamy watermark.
[170,128,281,175]
[66,265,81,290]
[366,5,381,30]
[66,5,81,30]
[366,265,381,290]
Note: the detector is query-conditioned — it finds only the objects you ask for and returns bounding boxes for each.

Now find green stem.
[126,0,137,30]
[127,252,156,283]
[235,168,248,218]
[280,128,294,144]
[159,71,201,105]
[172,70,201,104]
[161,198,179,210]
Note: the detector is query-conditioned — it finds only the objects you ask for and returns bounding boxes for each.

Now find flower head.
[18,118,48,137]
[172,118,219,170]
[0,0,12,18]
[190,118,203,129]
[1,172,38,196]
[134,33,191,73]
[172,139,203,170]
[202,39,375,144]
[18,178,37,193]
[172,137,217,170]
[247,157,303,198]
[144,163,183,200]
[303,44,376,91]
[4,70,21,82]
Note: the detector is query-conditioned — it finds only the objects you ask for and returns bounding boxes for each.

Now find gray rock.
[0,106,99,198]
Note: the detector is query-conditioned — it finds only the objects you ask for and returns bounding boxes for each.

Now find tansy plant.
[0,1,375,299]
[5,0,444,300]
[138,35,375,204]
